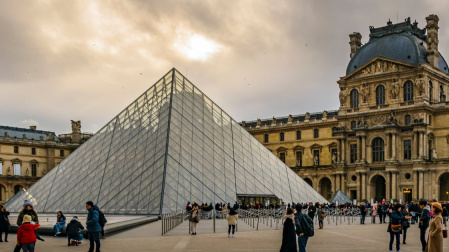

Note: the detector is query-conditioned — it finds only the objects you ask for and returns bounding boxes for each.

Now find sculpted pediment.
[344,57,416,80]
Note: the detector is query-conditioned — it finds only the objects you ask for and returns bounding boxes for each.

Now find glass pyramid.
[6,69,327,215]
[331,189,352,204]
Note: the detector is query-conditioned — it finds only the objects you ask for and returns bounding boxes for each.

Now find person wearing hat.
[426,202,444,252]
[17,200,39,226]
[66,216,84,246]
[17,214,40,252]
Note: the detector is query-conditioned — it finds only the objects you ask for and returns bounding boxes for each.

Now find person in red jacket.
[17,215,40,252]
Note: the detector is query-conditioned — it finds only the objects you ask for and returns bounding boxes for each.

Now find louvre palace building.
[242,15,449,203]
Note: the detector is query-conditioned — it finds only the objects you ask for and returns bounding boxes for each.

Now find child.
[17,214,40,252]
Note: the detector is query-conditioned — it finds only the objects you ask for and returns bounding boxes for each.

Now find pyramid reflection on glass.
[331,189,351,204]
[6,69,327,215]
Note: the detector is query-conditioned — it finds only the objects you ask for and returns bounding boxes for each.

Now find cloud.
[19,119,40,127]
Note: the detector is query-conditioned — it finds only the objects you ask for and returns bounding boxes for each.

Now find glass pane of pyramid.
[6,69,327,215]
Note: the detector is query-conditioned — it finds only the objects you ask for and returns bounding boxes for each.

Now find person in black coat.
[280,208,297,252]
[0,204,10,242]
[66,216,84,246]
[307,202,316,220]
[418,200,430,252]
[360,203,367,224]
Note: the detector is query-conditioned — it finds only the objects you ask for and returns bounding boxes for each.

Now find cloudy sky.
[1,0,448,134]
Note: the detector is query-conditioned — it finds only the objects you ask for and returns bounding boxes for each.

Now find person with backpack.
[388,203,410,252]
[98,209,107,239]
[295,204,314,252]
[86,201,101,252]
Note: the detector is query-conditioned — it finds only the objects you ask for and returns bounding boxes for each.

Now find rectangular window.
[313,150,320,166]
[14,163,21,176]
[279,152,286,163]
[350,144,357,163]
[314,129,319,138]
[404,140,412,160]
[32,148,36,155]
[296,131,301,140]
[14,146,19,154]
[280,132,284,142]
[296,151,302,167]
[60,150,64,157]
[0,162,2,175]
[264,134,269,143]
[31,164,37,177]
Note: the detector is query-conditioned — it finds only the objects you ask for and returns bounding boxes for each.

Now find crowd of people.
[0,200,107,252]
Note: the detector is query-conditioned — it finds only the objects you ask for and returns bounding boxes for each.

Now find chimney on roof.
[349,32,362,58]
[425,14,439,68]
[30,126,37,130]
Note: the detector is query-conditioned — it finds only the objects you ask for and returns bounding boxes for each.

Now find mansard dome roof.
[346,18,449,75]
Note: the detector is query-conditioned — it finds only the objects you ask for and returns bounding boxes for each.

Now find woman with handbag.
[190,203,199,235]
[317,204,325,229]
[427,202,444,252]
[400,205,411,244]
[388,203,411,252]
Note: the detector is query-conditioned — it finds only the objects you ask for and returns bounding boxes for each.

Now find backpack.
[99,211,107,226]
[295,214,314,237]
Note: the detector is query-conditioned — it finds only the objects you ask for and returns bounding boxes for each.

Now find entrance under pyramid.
[6,69,327,215]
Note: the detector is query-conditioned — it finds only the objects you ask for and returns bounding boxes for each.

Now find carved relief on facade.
[371,113,387,125]
[339,89,348,106]
[415,75,427,96]
[390,78,400,100]
[360,83,370,103]
[353,59,408,79]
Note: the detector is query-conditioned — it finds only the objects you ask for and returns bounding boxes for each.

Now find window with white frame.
[0,162,2,175]
[14,163,21,176]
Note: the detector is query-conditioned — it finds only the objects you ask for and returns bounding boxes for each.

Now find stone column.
[419,132,424,158]
[413,132,419,159]
[386,134,391,160]
[431,170,436,200]
[332,174,337,194]
[386,172,391,200]
[357,137,361,161]
[391,172,397,200]
[337,139,341,162]
[342,139,346,163]
[423,133,428,159]
[419,171,424,199]
[361,173,366,200]
[336,174,341,191]
[341,174,346,195]
[413,171,418,200]
[392,134,397,160]
[357,173,361,200]
[361,136,366,161]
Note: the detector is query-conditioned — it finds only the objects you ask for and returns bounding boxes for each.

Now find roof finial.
[387,19,392,25]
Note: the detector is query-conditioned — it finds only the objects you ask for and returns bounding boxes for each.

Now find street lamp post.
[446,191,448,201]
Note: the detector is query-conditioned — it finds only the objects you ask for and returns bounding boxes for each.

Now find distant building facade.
[243,15,449,203]
[0,121,92,204]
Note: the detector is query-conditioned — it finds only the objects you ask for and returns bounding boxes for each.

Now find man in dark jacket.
[360,203,367,224]
[418,200,430,252]
[86,201,101,252]
[307,202,316,221]
[295,204,313,252]
[66,216,84,246]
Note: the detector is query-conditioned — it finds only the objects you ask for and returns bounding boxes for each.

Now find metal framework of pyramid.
[331,189,351,204]
[6,69,327,215]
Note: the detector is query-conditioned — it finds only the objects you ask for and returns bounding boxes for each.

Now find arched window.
[404,115,411,126]
[372,137,385,162]
[314,129,319,138]
[296,130,301,140]
[280,132,285,142]
[264,134,268,143]
[351,121,357,130]
[376,85,385,105]
[403,80,414,102]
[350,89,359,108]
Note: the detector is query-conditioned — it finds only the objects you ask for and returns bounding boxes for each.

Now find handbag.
[443,226,448,238]
[391,223,402,232]
[321,213,327,218]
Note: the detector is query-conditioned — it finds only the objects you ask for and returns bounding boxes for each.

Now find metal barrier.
[162,210,186,235]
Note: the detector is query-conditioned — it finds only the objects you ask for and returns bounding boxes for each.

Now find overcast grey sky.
[1,0,448,134]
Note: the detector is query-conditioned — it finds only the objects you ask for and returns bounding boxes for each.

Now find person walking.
[426,202,444,252]
[388,203,411,252]
[0,204,10,242]
[317,205,325,229]
[295,204,314,252]
[418,200,431,252]
[226,208,238,237]
[53,211,66,236]
[17,215,40,252]
[360,203,367,225]
[190,203,199,235]
[86,201,101,252]
[401,205,411,244]
[280,208,297,252]
[378,202,384,224]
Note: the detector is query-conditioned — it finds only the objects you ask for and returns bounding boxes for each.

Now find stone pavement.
[1,216,448,251]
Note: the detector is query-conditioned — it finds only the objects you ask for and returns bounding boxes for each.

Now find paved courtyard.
[1,216,448,251]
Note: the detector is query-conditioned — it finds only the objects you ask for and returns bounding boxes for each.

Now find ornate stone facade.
[0,122,92,204]
[242,15,449,203]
